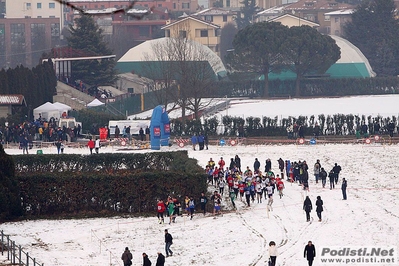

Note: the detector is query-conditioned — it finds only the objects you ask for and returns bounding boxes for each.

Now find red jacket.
[157,202,166,213]
[277,180,284,190]
[87,140,95,149]
[227,176,234,187]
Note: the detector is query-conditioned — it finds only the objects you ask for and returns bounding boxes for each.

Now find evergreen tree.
[0,144,22,221]
[67,15,117,86]
[226,22,289,98]
[235,0,258,30]
[344,0,399,76]
[282,25,341,96]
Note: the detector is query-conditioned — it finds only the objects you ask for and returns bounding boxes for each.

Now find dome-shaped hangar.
[326,35,375,78]
[116,37,227,80]
[267,35,376,80]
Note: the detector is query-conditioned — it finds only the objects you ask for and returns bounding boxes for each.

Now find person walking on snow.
[304,241,316,266]
[313,159,321,183]
[328,169,335,190]
[315,196,323,222]
[341,178,347,200]
[121,247,133,266]
[333,163,342,184]
[268,241,278,266]
[303,196,312,222]
[142,253,152,266]
[156,252,165,266]
[164,229,173,257]
[319,167,327,188]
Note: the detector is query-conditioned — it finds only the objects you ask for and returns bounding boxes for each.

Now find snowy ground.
[1,142,399,266]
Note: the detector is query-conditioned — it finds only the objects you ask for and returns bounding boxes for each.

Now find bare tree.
[143,21,221,127]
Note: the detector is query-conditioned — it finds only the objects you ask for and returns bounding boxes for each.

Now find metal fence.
[0,230,44,266]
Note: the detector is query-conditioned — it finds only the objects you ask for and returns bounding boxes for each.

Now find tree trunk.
[181,103,186,134]
[263,67,269,98]
[295,75,301,97]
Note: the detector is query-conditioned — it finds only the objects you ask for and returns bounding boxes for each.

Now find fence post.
[19,245,22,265]
[6,236,10,261]
[11,241,15,264]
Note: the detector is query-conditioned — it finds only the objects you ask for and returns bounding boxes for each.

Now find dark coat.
[156,253,165,266]
[303,197,312,212]
[304,244,316,260]
[254,160,260,171]
[341,179,347,190]
[235,156,241,168]
[165,232,173,244]
[121,250,133,265]
[316,198,323,212]
[143,256,152,266]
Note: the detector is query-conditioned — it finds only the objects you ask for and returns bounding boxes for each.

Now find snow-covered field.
[1,142,399,266]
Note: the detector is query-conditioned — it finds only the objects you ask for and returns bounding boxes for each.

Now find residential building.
[5,0,65,28]
[324,9,354,37]
[0,18,60,69]
[283,0,354,34]
[268,13,319,28]
[191,7,237,27]
[162,16,221,56]
[256,6,287,22]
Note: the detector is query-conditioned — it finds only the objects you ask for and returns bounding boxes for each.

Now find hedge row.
[10,151,208,218]
[12,151,197,174]
[18,171,207,217]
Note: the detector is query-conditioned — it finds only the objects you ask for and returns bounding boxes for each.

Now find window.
[335,17,339,23]
[25,16,31,18]
[305,2,313,6]
[165,29,170,37]
[223,15,227,22]
[205,15,213,22]
[179,30,187,38]
[173,3,176,8]
[324,15,330,21]
[215,29,221,36]
[94,5,98,8]
[101,5,105,8]
[158,4,162,7]
[226,0,230,7]
[49,16,55,18]
[200,29,208,37]
[37,3,42,9]
[182,3,190,9]
[49,3,55,8]
[26,3,31,10]
[37,16,42,18]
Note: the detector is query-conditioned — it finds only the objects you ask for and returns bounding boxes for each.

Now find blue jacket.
[198,135,204,143]
[191,135,198,144]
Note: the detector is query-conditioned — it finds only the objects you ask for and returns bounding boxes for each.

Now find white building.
[5,0,65,28]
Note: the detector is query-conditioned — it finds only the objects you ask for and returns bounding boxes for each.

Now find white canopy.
[87,99,105,107]
[33,102,59,121]
[53,102,72,112]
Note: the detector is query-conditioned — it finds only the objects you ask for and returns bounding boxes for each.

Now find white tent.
[33,102,61,121]
[87,99,105,107]
[53,102,72,113]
